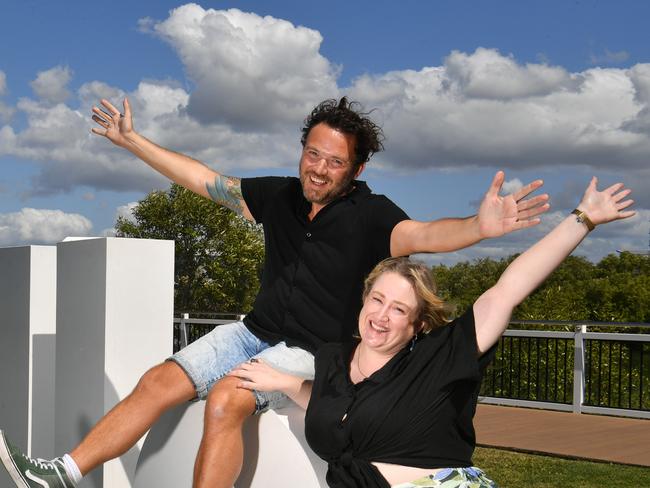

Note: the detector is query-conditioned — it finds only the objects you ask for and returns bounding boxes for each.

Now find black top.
[240,176,409,353]
[305,308,497,488]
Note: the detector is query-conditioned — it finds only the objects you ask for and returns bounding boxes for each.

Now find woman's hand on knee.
[227,359,295,393]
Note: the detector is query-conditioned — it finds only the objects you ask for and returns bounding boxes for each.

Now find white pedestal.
[55,237,174,488]
[134,403,328,487]
[0,246,57,456]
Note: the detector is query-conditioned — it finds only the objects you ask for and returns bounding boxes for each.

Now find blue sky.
[1,0,649,264]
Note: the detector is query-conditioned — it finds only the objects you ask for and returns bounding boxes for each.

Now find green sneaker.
[0,430,75,487]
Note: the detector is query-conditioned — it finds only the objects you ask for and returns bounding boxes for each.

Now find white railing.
[478,322,650,420]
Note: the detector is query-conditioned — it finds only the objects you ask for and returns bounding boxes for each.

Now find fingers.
[91,98,132,138]
[227,359,274,391]
[517,202,550,221]
[91,105,118,137]
[100,98,121,116]
[92,106,109,122]
[611,199,636,222]
[235,380,256,391]
[90,111,110,137]
[617,209,636,219]
[617,199,634,211]
[91,111,110,128]
[513,179,544,201]
[602,182,625,196]
[228,358,265,376]
[579,178,636,225]
[485,171,505,197]
[516,194,549,211]
[612,188,632,203]
[226,365,255,388]
[91,106,111,123]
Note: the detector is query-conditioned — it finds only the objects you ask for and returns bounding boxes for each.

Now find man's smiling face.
[299,122,364,211]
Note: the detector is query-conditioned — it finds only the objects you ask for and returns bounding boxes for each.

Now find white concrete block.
[55,237,174,488]
[0,246,57,458]
[134,403,328,488]
[0,246,56,488]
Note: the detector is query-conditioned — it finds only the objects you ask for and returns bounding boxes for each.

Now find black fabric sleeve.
[241,176,293,224]
[418,308,496,384]
[365,195,409,260]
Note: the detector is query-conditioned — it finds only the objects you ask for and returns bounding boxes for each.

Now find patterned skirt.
[392,466,498,488]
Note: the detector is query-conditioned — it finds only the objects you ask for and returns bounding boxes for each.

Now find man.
[0,97,548,488]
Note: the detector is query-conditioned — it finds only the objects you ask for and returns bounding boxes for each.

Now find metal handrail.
[174,313,245,349]
[481,325,650,419]
[510,319,650,329]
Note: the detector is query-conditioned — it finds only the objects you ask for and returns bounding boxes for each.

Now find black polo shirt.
[240,176,409,353]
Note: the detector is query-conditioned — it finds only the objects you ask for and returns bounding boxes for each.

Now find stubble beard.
[300,169,356,206]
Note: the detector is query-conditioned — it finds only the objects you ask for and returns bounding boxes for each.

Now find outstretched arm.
[91,98,252,220]
[473,177,635,354]
[390,171,549,256]
[227,360,313,410]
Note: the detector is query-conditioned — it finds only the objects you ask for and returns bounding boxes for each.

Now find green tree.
[432,257,512,314]
[432,253,650,323]
[115,183,264,314]
[590,252,650,322]
[515,256,594,321]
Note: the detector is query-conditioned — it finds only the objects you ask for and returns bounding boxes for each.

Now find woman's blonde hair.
[362,257,449,334]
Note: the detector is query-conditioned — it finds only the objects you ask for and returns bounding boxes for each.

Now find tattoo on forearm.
[206,175,244,215]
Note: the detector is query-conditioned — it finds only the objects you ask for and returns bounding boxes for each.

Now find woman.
[229,177,634,488]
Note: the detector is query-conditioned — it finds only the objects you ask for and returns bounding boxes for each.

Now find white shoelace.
[27,456,57,470]
[24,456,71,485]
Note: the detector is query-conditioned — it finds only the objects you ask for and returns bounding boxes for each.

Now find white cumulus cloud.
[348,49,649,174]
[443,48,576,100]
[30,66,73,104]
[101,201,139,237]
[146,3,339,129]
[116,201,139,223]
[0,208,93,245]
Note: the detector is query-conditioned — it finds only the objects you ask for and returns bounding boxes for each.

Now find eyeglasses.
[302,146,352,170]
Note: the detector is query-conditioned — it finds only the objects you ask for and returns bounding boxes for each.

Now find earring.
[409,335,417,352]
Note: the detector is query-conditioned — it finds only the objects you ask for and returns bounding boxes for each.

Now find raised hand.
[577,177,635,226]
[478,171,550,238]
[91,98,133,148]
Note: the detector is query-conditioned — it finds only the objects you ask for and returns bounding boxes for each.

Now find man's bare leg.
[70,361,196,475]
[193,376,256,488]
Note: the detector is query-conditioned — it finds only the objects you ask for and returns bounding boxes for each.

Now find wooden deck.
[474,404,650,467]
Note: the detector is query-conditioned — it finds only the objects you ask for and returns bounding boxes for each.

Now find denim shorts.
[168,321,314,413]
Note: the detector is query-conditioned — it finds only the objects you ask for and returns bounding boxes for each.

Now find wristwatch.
[571,209,595,231]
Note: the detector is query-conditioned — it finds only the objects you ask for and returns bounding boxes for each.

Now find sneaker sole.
[0,432,30,488]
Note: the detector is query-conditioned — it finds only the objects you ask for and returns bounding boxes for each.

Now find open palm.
[91,98,133,148]
[478,171,550,238]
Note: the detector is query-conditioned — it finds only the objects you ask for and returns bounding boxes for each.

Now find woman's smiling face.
[358,271,421,356]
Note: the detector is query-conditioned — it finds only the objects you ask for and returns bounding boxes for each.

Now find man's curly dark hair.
[300,97,384,166]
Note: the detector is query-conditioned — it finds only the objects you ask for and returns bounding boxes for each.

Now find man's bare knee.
[133,361,195,407]
[204,376,255,426]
